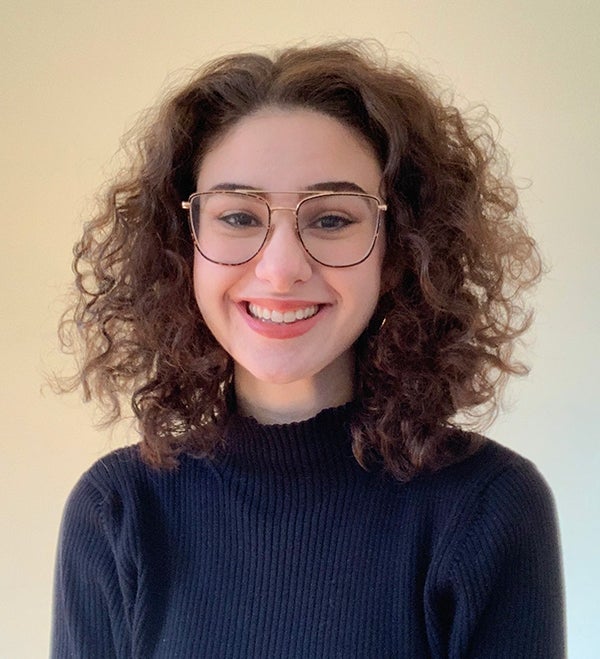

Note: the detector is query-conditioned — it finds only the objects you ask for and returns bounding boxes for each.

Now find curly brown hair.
[59,41,541,480]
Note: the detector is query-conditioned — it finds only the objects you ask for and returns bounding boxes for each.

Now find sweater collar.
[218,403,359,477]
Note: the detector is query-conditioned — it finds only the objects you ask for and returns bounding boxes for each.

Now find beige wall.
[1,1,598,656]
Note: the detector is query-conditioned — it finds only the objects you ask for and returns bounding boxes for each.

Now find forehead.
[195,108,382,194]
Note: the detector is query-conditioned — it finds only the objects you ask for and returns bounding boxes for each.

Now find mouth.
[247,302,320,324]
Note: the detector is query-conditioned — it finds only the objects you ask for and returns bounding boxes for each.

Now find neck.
[234,352,355,424]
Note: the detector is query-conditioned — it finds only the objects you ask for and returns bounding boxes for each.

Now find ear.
[367,289,394,336]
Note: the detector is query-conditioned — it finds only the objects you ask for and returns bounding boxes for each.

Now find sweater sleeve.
[51,470,133,659]
[427,457,565,659]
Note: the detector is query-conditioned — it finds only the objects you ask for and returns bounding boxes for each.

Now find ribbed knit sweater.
[52,405,564,658]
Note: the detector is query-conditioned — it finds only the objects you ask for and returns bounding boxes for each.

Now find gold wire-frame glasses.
[181,189,387,268]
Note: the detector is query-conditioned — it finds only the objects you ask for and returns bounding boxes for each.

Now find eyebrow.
[206,181,368,194]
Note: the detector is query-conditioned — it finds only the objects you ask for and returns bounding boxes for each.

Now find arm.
[51,474,132,658]
[428,458,565,658]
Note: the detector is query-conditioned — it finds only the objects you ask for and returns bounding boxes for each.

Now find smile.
[247,303,319,324]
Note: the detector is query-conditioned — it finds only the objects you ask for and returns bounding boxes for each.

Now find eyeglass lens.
[189,192,380,267]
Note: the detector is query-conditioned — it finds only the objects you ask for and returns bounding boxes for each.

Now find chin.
[246,365,317,386]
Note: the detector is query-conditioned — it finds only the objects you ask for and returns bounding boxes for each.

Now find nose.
[253,209,312,291]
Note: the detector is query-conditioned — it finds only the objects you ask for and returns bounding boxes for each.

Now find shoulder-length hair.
[60,41,541,480]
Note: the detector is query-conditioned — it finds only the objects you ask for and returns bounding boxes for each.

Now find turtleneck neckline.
[218,402,360,478]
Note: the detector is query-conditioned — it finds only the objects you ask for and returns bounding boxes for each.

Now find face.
[193,108,385,405]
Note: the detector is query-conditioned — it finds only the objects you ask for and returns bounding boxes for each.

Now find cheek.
[192,256,209,313]
[192,255,226,325]
[362,256,385,322]
[340,263,383,327]
[192,254,243,336]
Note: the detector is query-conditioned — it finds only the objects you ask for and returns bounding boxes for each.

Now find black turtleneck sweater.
[52,405,564,657]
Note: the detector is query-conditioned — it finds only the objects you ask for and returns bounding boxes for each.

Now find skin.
[193,107,385,424]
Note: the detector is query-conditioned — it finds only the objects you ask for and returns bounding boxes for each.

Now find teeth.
[248,303,319,324]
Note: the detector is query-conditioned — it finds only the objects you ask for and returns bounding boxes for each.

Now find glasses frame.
[181,189,387,268]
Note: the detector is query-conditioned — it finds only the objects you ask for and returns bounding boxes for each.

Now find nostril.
[253,232,313,287]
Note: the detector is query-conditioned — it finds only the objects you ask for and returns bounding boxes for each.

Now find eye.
[311,213,354,231]
[218,211,264,228]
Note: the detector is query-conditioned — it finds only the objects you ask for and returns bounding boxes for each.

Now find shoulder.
[421,437,561,575]
[58,445,211,572]
[62,445,192,535]
[65,444,148,510]
[403,437,560,570]
[420,439,565,656]
[63,445,218,527]
[461,439,559,544]
[420,437,556,516]
[58,445,148,543]
[82,443,148,484]
[470,439,555,518]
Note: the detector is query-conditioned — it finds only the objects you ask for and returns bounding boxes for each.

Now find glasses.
[182,190,386,267]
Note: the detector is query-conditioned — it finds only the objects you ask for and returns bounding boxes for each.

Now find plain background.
[1,1,598,656]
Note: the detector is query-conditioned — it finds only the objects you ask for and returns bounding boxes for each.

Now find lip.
[236,298,327,339]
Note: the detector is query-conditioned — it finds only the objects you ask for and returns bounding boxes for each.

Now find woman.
[52,42,564,657]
